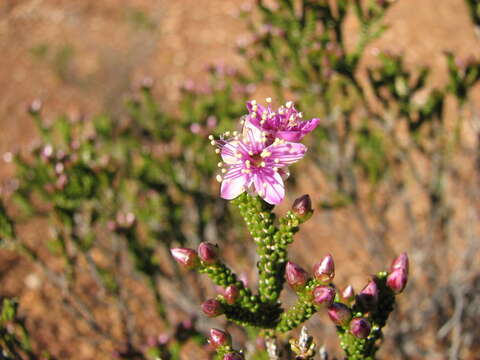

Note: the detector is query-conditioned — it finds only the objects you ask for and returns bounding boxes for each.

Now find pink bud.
[208,328,231,349]
[342,285,355,303]
[350,318,371,339]
[387,268,408,293]
[358,280,379,311]
[141,76,154,90]
[224,353,244,360]
[28,99,42,114]
[312,285,336,307]
[391,253,409,275]
[327,303,352,326]
[292,195,313,222]
[201,299,223,317]
[170,248,199,269]
[206,116,217,129]
[198,242,219,265]
[285,261,309,291]
[224,285,240,305]
[190,123,202,134]
[158,333,170,345]
[313,254,335,283]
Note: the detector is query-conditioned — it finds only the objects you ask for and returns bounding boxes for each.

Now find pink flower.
[245,99,320,142]
[215,124,306,205]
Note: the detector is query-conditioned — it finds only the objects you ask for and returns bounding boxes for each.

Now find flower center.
[250,153,264,167]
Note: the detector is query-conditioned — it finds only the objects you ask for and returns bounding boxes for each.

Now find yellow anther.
[215,149,220,154]
[245,160,251,168]
[274,158,280,163]
[266,97,272,103]
[216,175,223,182]
[260,161,266,167]
[210,140,216,146]
[286,101,293,108]
[208,135,214,140]
[217,162,223,167]
[221,168,227,173]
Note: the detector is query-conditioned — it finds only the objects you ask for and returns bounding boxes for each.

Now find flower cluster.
[168,100,409,359]
[211,99,319,204]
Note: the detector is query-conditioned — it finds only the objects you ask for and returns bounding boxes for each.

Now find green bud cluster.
[232,194,301,304]
[337,273,397,359]
[199,254,282,327]
[275,280,317,333]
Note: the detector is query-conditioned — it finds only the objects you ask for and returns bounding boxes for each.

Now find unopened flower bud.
[223,353,244,360]
[312,285,336,308]
[170,248,199,269]
[358,280,379,311]
[391,252,409,275]
[28,99,42,114]
[198,242,219,265]
[201,299,224,317]
[327,303,352,326]
[208,328,231,349]
[387,268,408,293]
[350,318,371,339]
[313,254,335,283]
[224,285,240,305]
[140,76,154,90]
[286,261,309,291]
[342,285,355,303]
[292,195,313,222]
[158,333,170,345]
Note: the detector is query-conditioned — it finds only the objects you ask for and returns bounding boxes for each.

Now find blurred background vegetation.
[0,0,479,359]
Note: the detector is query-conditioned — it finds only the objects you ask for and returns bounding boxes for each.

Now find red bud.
[313,254,335,283]
[358,280,379,310]
[286,261,309,291]
[327,303,352,326]
[292,195,313,222]
[224,285,240,305]
[170,248,199,269]
[312,285,336,307]
[208,328,231,349]
[391,252,409,275]
[342,285,355,303]
[198,242,219,265]
[387,268,408,293]
[201,299,224,317]
[350,318,371,339]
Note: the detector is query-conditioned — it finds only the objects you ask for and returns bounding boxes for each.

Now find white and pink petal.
[266,142,307,166]
[253,170,285,205]
[220,167,248,200]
